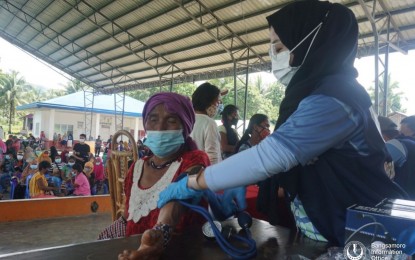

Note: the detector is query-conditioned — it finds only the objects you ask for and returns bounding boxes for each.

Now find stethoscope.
[176,178,257,260]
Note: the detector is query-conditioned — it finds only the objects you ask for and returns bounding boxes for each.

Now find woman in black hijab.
[158,0,406,246]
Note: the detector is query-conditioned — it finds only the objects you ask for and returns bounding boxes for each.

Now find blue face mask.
[144,130,184,158]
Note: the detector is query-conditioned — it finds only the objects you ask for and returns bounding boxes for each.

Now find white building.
[17,92,145,142]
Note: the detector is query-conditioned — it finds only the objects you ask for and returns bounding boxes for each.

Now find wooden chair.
[106,130,138,221]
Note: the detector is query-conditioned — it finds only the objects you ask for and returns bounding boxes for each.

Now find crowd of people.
[0,133,113,199]
[0,126,159,200]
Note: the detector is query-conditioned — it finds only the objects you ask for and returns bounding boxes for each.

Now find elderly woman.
[98,92,209,259]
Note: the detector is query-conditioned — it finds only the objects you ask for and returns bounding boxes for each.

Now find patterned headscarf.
[142,92,197,151]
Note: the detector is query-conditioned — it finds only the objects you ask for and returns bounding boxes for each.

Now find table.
[0,219,328,260]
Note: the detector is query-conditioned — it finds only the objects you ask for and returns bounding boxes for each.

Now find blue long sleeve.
[205,94,364,192]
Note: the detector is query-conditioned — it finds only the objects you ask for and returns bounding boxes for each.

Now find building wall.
[32,110,43,137]
[32,109,143,142]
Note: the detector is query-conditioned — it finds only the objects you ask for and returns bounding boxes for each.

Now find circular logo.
[344,241,366,260]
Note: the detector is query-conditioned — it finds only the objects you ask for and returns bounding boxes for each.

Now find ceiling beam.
[0,0,139,88]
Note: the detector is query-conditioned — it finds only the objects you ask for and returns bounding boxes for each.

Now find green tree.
[368,74,406,115]
[128,87,160,102]
[0,71,32,133]
[211,75,283,124]
[128,82,197,102]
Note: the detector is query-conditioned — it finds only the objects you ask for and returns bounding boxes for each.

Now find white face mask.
[79,138,85,143]
[270,22,323,85]
[270,49,299,86]
[17,155,24,160]
[55,159,61,163]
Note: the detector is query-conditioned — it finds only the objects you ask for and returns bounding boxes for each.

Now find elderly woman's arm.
[118,165,204,260]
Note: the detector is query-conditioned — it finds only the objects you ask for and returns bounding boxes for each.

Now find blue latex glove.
[397,227,415,255]
[223,186,247,211]
[157,176,203,208]
[205,186,247,221]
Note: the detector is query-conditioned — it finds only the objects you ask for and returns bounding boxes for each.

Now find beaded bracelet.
[153,223,172,248]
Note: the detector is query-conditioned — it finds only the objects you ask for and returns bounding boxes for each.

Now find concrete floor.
[0,213,112,256]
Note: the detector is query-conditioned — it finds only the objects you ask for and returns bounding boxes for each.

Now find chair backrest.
[9,177,18,200]
[107,130,138,221]
[25,173,33,199]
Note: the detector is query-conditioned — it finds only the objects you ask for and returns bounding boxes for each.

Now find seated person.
[118,140,124,151]
[92,157,108,195]
[37,150,52,164]
[50,164,64,195]
[60,147,70,163]
[61,156,76,193]
[49,146,59,163]
[15,150,25,173]
[83,161,95,191]
[29,161,58,198]
[235,114,270,153]
[20,156,38,185]
[0,152,15,194]
[71,163,91,196]
[98,93,209,260]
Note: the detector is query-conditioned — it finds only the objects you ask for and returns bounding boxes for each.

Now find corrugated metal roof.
[16,92,145,117]
[1,0,415,94]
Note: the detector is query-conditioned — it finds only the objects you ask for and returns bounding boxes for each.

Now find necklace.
[150,157,178,170]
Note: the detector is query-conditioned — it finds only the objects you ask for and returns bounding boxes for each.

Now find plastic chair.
[9,177,18,200]
[25,173,33,199]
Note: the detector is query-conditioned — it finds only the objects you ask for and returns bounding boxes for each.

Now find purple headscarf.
[142,92,197,151]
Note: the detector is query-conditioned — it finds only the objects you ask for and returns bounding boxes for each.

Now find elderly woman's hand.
[118,229,164,260]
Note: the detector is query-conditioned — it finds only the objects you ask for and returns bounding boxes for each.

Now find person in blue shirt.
[400,115,415,141]
[157,0,406,248]
[378,116,415,199]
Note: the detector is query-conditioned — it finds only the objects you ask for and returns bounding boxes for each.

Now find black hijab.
[258,1,374,227]
[267,0,360,128]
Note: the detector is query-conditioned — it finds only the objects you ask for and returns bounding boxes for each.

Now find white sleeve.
[204,120,222,165]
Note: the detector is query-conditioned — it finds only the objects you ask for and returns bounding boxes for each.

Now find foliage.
[367,74,407,115]
[0,71,32,133]
[127,82,197,101]
[210,75,284,124]
[0,70,67,134]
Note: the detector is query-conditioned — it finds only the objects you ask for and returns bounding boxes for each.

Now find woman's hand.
[118,229,164,260]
